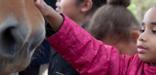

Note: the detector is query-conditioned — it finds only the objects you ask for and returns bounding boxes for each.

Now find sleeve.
[48,16,121,75]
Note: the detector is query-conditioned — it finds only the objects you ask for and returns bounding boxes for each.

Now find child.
[55,0,106,27]
[87,0,139,55]
[35,0,156,75]
[48,0,106,75]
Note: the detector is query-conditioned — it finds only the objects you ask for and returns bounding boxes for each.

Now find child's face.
[56,0,81,20]
[137,7,156,63]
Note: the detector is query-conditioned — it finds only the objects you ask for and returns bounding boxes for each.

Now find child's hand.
[35,0,52,16]
[34,0,63,31]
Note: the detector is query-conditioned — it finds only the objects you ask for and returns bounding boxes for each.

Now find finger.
[35,0,51,16]
[35,0,41,6]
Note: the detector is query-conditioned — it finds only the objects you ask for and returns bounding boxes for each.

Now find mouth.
[0,42,32,72]
[137,45,149,54]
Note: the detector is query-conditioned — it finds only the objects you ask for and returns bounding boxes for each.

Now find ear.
[80,0,93,13]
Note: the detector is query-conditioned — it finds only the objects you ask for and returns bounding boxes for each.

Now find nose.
[138,32,147,42]
[0,24,17,47]
[0,17,25,58]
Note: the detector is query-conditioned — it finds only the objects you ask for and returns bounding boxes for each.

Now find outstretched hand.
[34,0,63,31]
[35,0,52,16]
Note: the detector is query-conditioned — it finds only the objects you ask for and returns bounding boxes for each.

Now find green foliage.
[128,0,156,21]
[128,1,137,17]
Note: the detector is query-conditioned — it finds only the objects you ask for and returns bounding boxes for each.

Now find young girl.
[87,0,139,55]
[35,0,156,75]
[55,0,106,28]
[48,0,106,75]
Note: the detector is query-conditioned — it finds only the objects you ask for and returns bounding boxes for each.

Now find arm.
[48,16,121,75]
[35,0,121,75]
[35,0,63,31]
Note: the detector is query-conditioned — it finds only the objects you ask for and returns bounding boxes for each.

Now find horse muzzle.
[0,17,28,58]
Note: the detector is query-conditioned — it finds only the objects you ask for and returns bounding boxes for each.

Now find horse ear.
[80,0,93,13]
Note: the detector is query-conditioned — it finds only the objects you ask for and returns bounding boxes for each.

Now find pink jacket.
[48,16,156,75]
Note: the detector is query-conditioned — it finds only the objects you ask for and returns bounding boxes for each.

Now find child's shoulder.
[123,54,143,68]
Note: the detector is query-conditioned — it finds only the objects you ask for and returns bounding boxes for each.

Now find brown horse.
[0,0,45,75]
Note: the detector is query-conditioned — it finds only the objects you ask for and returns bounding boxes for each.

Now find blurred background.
[129,0,156,22]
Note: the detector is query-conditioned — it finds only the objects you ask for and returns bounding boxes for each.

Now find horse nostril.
[2,26,16,47]
[0,17,28,58]
[0,17,20,57]
[0,25,17,56]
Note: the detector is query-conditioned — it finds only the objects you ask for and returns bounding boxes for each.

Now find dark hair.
[107,0,130,7]
[88,0,139,41]
[76,0,107,13]
[91,0,107,11]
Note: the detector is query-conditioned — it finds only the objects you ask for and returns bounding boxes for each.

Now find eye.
[139,26,145,33]
[139,29,144,33]
[152,30,156,34]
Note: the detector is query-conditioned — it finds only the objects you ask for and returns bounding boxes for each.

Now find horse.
[0,0,45,75]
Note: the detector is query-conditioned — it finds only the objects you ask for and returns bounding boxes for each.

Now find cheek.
[150,44,156,56]
[150,38,156,52]
[60,1,70,9]
[146,41,156,61]
[62,7,76,18]
[61,1,77,12]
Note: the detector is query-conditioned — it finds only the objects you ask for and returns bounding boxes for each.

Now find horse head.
[0,0,45,74]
